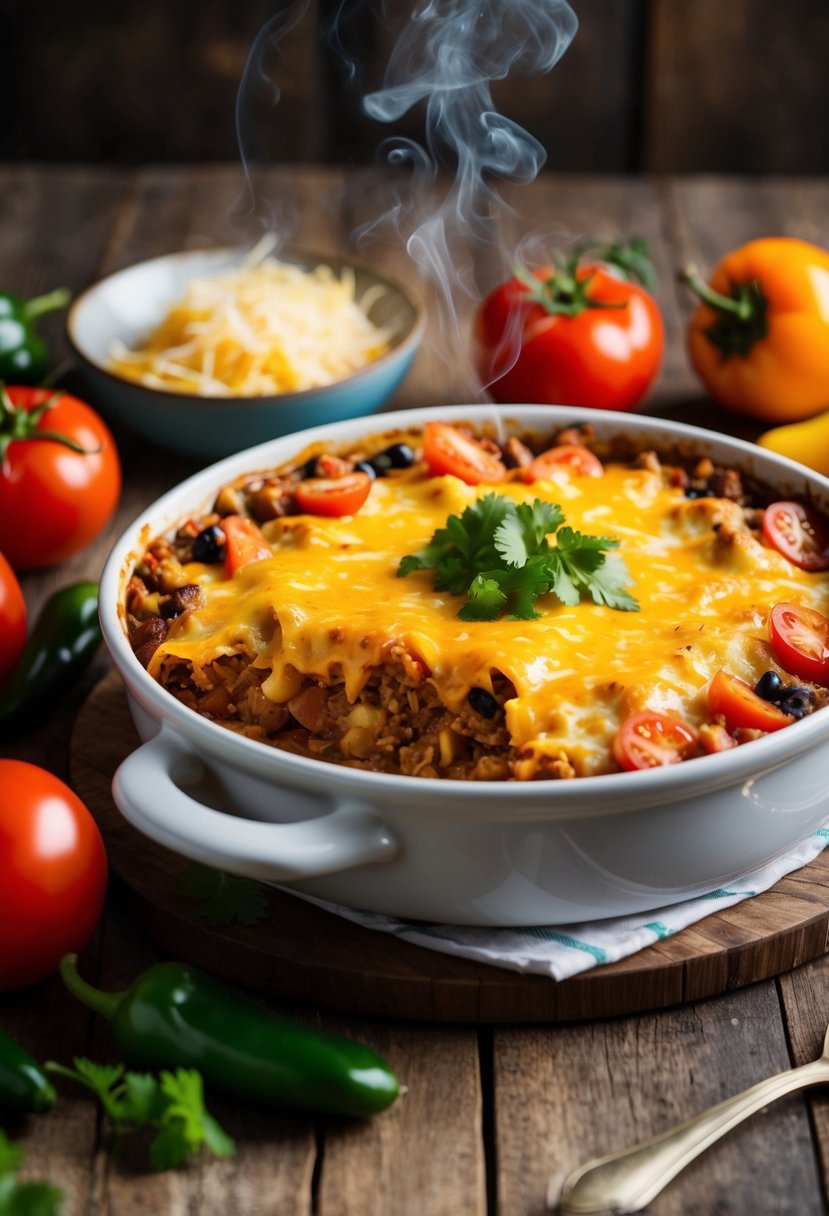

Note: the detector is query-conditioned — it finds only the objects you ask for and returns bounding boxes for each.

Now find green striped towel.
[298,830,829,981]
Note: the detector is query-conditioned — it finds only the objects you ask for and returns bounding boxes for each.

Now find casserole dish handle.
[112,725,399,882]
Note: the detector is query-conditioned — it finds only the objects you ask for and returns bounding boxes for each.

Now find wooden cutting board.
[69,670,829,1023]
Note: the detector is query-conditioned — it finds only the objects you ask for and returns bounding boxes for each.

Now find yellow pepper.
[681,238,829,423]
[757,411,829,477]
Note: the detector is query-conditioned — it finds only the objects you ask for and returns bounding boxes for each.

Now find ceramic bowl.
[99,404,829,926]
[67,247,424,462]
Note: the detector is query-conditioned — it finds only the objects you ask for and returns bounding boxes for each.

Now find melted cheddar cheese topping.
[150,463,829,775]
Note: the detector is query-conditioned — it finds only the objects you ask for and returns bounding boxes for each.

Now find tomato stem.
[59,953,126,1022]
[0,385,102,466]
[513,258,627,319]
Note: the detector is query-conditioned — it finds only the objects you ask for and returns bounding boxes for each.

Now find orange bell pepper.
[680,238,829,423]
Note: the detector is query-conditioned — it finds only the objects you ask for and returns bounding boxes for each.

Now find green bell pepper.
[60,954,400,1118]
[0,289,71,384]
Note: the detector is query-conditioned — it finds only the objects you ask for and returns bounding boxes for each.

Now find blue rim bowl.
[66,246,425,462]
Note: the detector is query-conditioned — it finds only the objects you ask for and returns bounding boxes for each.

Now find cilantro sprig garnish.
[398,494,639,620]
[45,1059,235,1172]
[0,1130,63,1216]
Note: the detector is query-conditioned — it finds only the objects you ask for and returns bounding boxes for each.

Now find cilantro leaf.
[150,1070,235,1173]
[120,1073,165,1126]
[583,553,640,612]
[45,1060,127,1125]
[458,576,507,621]
[180,863,268,927]
[0,1178,63,1216]
[493,513,528,568]
[0,1135,22,1179]
[399,489,639,621]
[0,1134,62,1216]
[515,499,565,550]
[45,1061,235,1174]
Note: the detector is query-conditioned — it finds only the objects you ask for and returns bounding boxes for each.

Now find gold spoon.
[556,1023,829,1215]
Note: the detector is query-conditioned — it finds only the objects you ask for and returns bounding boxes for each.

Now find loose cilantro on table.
[0,1130,63,1216]
[398,494,639,620]
[44,1059,235,1173]
[180,863,268,928]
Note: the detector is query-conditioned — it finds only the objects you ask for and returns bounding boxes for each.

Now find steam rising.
[345,0,578,376]
[237,0,578,388]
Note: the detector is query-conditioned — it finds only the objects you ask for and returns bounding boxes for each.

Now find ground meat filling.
[125,425,828,780]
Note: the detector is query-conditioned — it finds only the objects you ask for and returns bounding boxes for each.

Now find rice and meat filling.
[125,423,829,780]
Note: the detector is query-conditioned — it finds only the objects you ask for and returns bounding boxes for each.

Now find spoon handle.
[558,1058,829,1216]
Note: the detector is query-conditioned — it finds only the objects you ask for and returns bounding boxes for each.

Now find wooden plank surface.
[1,166,829,1216]
[6,1,829,174]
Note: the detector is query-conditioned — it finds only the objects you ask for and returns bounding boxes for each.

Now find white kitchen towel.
[299,828,829,982]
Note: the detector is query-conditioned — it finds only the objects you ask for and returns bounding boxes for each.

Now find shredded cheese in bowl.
[107,239,395,398]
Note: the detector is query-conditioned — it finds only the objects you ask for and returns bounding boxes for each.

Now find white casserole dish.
[100,404,829,926]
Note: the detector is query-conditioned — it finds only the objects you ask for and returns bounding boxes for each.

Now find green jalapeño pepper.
[0,582,101,732]
[0,288,71,384]
[0,1027,56,1113]
[60,955,400,1118]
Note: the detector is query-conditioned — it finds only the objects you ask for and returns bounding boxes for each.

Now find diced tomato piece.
[613,711,699,771]
[522,444,604,484]
[762,502,829,571]
[222,515,272,575]
[294,471,372,517]
[707,669,792,733]
[422,422,506,485]
[769,602,829,686]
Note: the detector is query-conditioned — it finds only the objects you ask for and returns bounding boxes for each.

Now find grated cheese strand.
[108,251,395,398]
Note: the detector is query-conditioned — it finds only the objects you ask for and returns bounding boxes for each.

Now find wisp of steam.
[337,0,578,383]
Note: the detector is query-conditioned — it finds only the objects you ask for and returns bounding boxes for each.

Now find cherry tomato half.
[422,422,506,486]
[0,551,26,687]
[769,602,829,686]
[522,444,604,484]
[0,387,121,570]
[474,265,664,411]
[707,669,792,734]
[761,501,829,571]
[294,470,373,517]
[0,761,107,991]
[222,515,272,576]
[613,711,699,771]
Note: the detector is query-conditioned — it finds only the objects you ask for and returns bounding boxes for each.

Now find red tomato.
[522,444,604,484]
[474,265,664,410]
[422,422,506,485]
[0,761,107,991]
[0,387,121,570]
[769,602,829,685]
[613,711,699,771]
[294,471,373,517]
[222,515,272,575]
[762,501,829,571]
[0,551,26,686]
[707,669,792,733]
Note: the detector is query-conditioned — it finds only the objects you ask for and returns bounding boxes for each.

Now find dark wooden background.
[2,0,828,173]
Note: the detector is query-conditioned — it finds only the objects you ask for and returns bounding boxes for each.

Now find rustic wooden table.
[2,165,829,1216]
